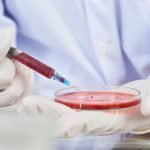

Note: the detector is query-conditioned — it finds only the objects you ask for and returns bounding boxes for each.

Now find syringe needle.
[53,73,71,86]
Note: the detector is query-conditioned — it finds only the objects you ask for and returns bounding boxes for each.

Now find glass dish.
[55,86,141,112]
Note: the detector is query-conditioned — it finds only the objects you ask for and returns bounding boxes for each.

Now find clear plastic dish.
[55,86,141,110]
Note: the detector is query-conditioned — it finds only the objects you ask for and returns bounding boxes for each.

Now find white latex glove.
[18,80,150,138]
[0,28,34,110]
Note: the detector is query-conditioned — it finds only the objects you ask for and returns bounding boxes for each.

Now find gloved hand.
[18,80,150,138]
[0,28,34,110]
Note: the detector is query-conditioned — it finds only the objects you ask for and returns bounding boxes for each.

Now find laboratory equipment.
[55,86,141,110]
[7,47,71,86]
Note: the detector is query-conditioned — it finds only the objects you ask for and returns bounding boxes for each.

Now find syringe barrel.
[7,47,55,79]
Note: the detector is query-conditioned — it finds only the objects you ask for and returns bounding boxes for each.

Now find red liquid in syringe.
[7,47,71,85]
[55,92,141,110]
[13,52,55,79]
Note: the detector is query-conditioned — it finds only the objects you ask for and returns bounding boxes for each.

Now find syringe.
[7,47,71,86]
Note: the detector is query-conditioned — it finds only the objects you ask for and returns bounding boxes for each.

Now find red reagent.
[13,52,55,78]
[55,92,141,110]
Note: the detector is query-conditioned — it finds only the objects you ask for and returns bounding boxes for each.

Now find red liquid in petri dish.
[55,92,141,110]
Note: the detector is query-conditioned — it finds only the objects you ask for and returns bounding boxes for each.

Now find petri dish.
[55,86,141,110]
